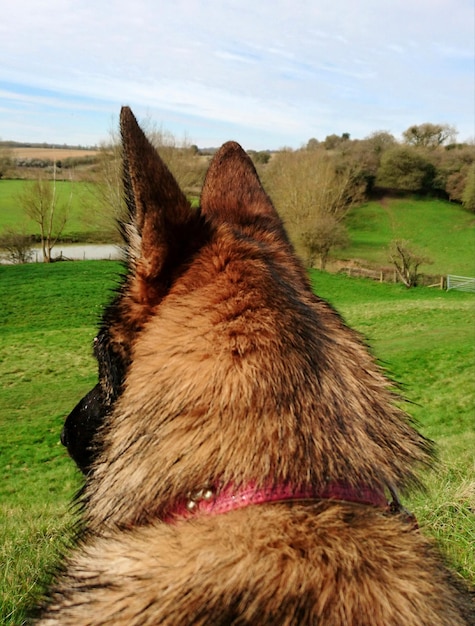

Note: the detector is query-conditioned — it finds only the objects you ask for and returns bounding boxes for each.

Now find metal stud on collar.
[186,487,216,512]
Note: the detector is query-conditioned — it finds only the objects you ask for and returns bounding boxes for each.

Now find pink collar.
[164,481,389,523]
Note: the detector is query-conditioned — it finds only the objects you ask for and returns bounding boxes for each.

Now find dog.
[35,107,474,625]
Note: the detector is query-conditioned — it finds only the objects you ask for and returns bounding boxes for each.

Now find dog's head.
[61,107,305,474]
[62,107,430,527]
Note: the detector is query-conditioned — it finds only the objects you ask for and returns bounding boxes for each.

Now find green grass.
[0,179,109,241]
[1,263,474,623]
[340,197,475,276]
[0,262,123,623]
[1,262,123,502]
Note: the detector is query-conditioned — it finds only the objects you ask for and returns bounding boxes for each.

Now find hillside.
[337,197,475,276]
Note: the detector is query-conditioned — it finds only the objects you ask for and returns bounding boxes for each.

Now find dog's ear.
[120,106,195,287]
[200,141,280,227]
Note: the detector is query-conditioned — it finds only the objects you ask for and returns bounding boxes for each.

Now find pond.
[28,244,124,263]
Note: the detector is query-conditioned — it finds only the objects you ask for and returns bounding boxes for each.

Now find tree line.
[302,123,474,202]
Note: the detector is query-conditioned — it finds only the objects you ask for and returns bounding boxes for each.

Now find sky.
[1,0,474,150]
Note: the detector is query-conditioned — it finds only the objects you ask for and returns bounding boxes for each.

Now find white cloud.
[0,0,473,147]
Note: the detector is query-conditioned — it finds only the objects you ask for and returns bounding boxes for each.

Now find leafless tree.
[388,239,432,288]
[264,149,365,267]
[301,214,349,270]
[0,142,13,178]
[17,167,72,262]
[0,227,33,264]
[87,122,207,237]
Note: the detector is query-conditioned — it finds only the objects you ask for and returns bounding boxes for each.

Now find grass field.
[0,261,474,623]
[341,197,475,276]
[0,179,113,242]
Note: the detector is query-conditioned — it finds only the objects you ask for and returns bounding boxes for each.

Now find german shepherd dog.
[36,107,473,625]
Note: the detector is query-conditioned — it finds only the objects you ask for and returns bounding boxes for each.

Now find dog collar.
[164,481,390,523]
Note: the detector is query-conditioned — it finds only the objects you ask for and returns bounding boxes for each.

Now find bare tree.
[17,167,72,262]
[388,239,432,288]
[87,122,207,237]
[148,126,207,195]
[364,130,397,155]
[264,149,365,267]
[84,140,125,239]
[0,227,33,264]
[0,142,13,179]
[300,214,349,270]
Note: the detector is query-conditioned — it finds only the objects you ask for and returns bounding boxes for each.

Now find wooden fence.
[338,265,445,288]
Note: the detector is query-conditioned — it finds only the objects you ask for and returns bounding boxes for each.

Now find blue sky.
[1,0,474,149]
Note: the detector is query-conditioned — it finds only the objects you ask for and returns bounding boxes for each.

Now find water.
[28,244,124,263]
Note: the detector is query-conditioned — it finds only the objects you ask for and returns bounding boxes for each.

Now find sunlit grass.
[341,198,475,276]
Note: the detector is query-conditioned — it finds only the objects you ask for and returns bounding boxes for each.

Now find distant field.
[10,147,98,160]
[339,197,475,276]
[0,262,474,623]
[0,179,116,241]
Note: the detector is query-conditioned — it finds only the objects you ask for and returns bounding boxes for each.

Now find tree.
[364,131,397,155]
[86,140,126,238]
[388,239,432,288]
[247,150,271,165]
[89,122,207,236]
[429,144,475,200]
[461,163,475,212]
[301,214,348,269]
[0,142,13,179]
[148,126,207,195]
[445,170,468,202]
[0,227,33,264]
[264,149,365,267]
[402,123,457,149]
[376,147,436,192]
[323,134,342,150]
[306,138,320,151]
[17,170,71,262]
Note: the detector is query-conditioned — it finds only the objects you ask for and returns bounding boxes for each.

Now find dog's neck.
[164,481,390,523]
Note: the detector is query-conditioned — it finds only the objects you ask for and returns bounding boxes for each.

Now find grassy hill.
[339,197,475,276]
[0,262,474,623]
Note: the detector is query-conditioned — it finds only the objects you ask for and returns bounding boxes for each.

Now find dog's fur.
[36,107,474,625]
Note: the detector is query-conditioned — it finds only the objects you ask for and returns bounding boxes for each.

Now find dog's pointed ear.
[120,106,193,283]
[200,141,279,226]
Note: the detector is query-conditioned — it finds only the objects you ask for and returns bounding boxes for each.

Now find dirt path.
[378,196,398,233]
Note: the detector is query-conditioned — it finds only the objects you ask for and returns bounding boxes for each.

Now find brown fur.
[35,107,474,625]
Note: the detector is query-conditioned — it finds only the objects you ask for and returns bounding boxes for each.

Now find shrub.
[0,228,34,264]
